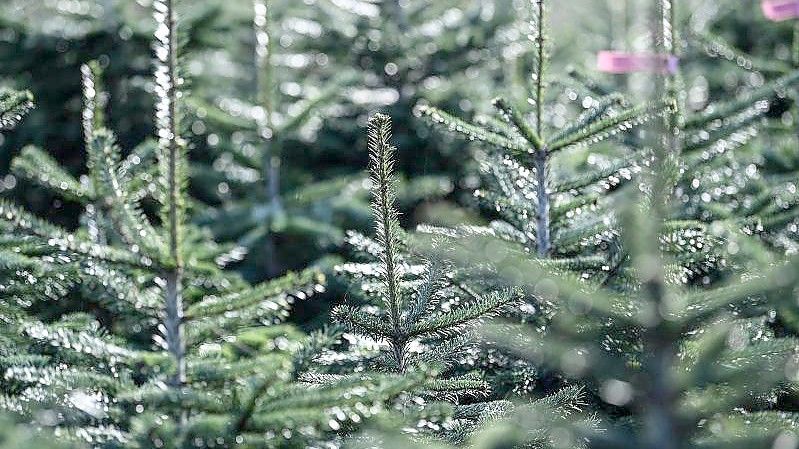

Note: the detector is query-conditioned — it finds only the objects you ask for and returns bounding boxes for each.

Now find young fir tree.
[331,113,530,444]
[417,0,667,281]
[187,0,459,282]
[677,3,799,253]
[186,0,367,280]
[421,0,799,285]
[413,0,674,399]
[2,1,417,447]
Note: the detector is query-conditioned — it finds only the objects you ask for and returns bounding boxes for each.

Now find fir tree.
[418,0,666,281]
[332,113,532,443]
[677,2,799,253]
[414,0,671,399]
[187,0,367,279]
[2,1,415,447]
[187,0,462,282]
[419,0,799,288]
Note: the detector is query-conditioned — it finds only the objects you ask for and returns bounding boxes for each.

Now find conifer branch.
[474,113,519,138]
[683,104,768,154]
[89,130,164,261]
[491,97,544,151]
[0,88,33,131]
[0,200,141,267]
[409,290,515,338]
[693,30,789,75]
[331,305,394,339]
[417,105,529,154]
[11,146,88,202]
[547,93,626,144]
[550,193,600,222]
[683,69,799,129]
[548,100,666,152]
[405,258,444,327]
[185,270,318,319]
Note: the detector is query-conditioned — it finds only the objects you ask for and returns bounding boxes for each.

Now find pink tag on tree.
[762,0,799,21]
[597,51,679,75]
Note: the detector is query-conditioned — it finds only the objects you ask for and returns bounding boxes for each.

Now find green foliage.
[420,187,799,449]
[399,1,799,447]
[3,0,799,448]
[188,0,469,280]
[0,414,84,449]
[0,88,33,131]
[667,11,799,254]
[332,114,516,442]
[418,0,664,281]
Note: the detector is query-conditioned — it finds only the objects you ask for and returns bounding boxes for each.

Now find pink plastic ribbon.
[597,51,679,75]
[762,0,799,21]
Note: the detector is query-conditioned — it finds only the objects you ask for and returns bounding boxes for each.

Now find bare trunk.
[161,0,186,391]
[534,151,551,257]
[165,269,186,387]
[254,0,283,276]
[642,336,680,449]
[641,280,680,449]
[265,154,282,212]
[793,23,799,142]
